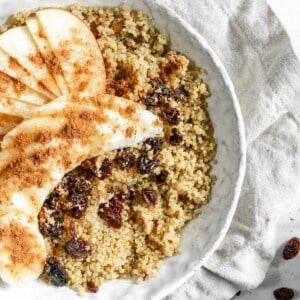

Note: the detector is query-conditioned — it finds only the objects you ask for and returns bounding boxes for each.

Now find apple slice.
[0,97,37,118]
[0,48,52,100]
[0,71,48,105]
[0,26,61,97]
[36,8,106,97]
[26,18,69,95]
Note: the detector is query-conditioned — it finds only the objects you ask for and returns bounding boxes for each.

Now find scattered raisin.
[44,257,67,287]
[169,128,183,146]
[87,281,99,293]
[142,81,173,107]
[100,158,113,179]
[80,158,101,178]
[39,211,63,238]
[137,156,159,174]
[283,237,300,259]
[162,108,180,125]
[142,94,160,107]
[63,192,88,219]
[98,197,123,229]
[65,238,92,259]
[44,189,62,210]
[235,291,241,296]
[273,287,294,300]
[142,188,157,206]
[143,137,164,154]
[156,170,169,184]
[65,175,92,196]
[114,149,136,169]
[173,87,189,102]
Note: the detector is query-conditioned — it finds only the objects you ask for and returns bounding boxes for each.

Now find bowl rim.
[0,1,247,298]
[147,1,247,298]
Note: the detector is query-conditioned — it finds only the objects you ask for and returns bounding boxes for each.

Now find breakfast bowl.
[0,0,246,299]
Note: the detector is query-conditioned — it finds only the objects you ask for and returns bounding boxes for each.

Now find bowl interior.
[0,0,246,299]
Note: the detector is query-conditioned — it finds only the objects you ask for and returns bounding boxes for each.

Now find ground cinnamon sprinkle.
[0,221,44,274]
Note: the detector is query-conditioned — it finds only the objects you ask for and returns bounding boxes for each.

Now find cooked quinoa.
[1,4,216,294]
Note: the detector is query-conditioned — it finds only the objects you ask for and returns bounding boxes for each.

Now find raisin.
[100,158,113,179]
[44,189,62,210]
[156,170,169,184]
[65,238,92,258]
[63,192,88,219]
[162,108,180,125]
[173,87,189,102]
[87,281,99,293]
[283,237,300,259]
[98,197,123,229]
[274,287,294,300]
[44,257,67,287]
[65,175,92,196]
[235,291,241,296]
[137,156,159,174]
[80,158,101,178]
[142,94,160,107]
[143,137,164,154]
[169,128,183,146]
[142,188,157,206]
[114,149,136,169]
[39,211,63,238]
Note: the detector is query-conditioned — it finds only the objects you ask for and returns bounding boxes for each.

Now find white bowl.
[0,0,246,299]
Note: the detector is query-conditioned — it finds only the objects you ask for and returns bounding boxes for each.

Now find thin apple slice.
[0,71,48,105]
[0,26,61,97]
[26,18,69,95]
[0,48,52,100]
[36,9,106,97]
[0,97,37,118]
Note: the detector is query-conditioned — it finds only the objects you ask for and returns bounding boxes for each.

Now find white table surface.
[237,1,300,299]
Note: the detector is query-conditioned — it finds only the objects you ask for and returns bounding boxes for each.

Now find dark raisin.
[173,87,189,102]
[283,237,300,259]
[80,158,101,178]
[137,156,159,174]
[162,108,180,125]
[87,281,99,293]
[142,94,160,107]
[273,287,294,300]
[65,238,92,258]
[98,197,123,229]
[156,170,169,184]
[63,193,88,219]
[235,291,241,296]
[143,137,164,154]
[169,128,183,146]
[114,149,136,169]
[100,158,113,179]
[65,175,92,196]
[44,189,62,210]
[142,188,157,206]
[44,257,67,287]
[39,211,63,238]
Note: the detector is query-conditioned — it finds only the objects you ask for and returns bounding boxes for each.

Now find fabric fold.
[160,0,300,299]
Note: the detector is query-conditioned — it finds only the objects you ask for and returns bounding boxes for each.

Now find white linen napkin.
[157,0,300,299]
